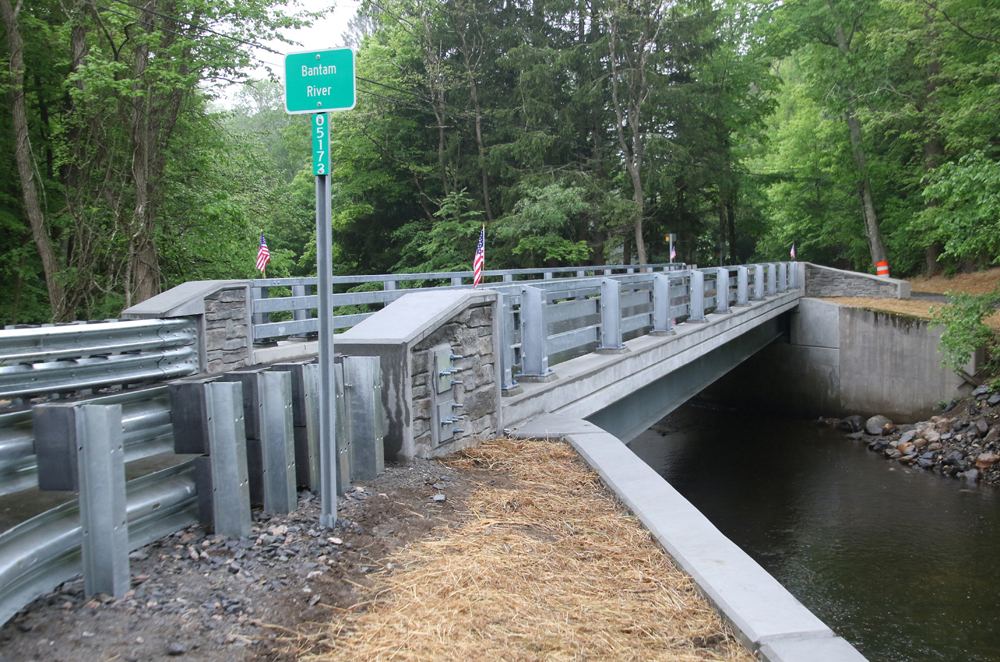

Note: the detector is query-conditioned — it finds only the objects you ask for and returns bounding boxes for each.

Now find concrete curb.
[514,414,868,662]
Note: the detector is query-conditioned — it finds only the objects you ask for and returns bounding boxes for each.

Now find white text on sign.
[307,86,333,97]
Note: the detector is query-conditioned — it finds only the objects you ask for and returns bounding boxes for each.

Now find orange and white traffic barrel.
[876,261,890,278]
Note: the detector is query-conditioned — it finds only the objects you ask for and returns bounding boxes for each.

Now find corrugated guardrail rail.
[0,318,199,401]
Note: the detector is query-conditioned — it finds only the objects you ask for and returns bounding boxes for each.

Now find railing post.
[384,279,396,291]
[498,293,522,395]
[251,287,270,338]
[753,264,765,300]
[518,285,551,380]
[598,278,624,351]
[767,263,777,296]
[737,266,749,306]
[544,271,554,280]
[503,273,513,283]
[291,284,308,323]
[76,404,130,598]
[652,274,674,335]
[715,268,731,313]
[451,276,463,287]
[689,270,707,322]
[790,262,799,289]
[343,356,385,481]
[778,263,788,293]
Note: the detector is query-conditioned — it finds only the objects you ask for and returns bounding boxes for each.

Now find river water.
[627,403,1000,662]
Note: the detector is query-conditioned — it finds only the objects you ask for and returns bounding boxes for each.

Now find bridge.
[0,259,915,660]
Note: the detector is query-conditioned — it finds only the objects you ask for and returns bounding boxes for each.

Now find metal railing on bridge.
[248,262,685,341]
[250,261,800,390]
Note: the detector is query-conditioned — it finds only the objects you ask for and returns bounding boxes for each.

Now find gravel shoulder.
[0,455,492,662]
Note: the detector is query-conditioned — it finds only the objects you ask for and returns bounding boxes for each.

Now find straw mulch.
[310,438,752,662]
[908,267,1000,296]
[819,297,1000,330]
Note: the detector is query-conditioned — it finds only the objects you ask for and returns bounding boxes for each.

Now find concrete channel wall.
[515,415,868,662]
[705,298,975,421]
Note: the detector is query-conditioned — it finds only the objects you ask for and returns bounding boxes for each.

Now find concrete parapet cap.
[338,289,498,346]
[121,280,249,318]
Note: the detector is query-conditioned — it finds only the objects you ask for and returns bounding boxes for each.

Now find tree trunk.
[829,0,887,267]
[1,0,68,321]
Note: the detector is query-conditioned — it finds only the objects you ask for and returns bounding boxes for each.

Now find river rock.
[985,428,999,444]
[886,449,903,459]
[976,420,989,436]
[865,415,892,435]
[963,469,980,483]
[898,430,917,445]
[976,453,997,470]
[943,450,965,465]
[918,457,935,469]
[870,439,889,453]
[927,442,943,451]
[913,438,928,448]
[898,442,915,455]
[988,394,1000,406]
[972,384,990,398]
[837,415,864,433]
[924,430,942,444]
[935,418,953,433]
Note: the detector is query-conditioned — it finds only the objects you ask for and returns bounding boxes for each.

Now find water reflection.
[628,403,1000,662]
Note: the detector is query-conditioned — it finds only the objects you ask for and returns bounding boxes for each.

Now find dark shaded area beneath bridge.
[585,314,787,443]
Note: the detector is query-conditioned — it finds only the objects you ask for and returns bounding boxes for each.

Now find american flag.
[256,233,271,274]
[473,226,485,287]
[670,244,677,262]
[790,243,796,260]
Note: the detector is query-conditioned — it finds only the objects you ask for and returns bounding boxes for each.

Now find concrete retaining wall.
[804,263,910,299]
[705,298,975,421]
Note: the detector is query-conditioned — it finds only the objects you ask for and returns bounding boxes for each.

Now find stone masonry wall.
[805,263,905,298]
[204,288,250,373]
[410,303,496,456]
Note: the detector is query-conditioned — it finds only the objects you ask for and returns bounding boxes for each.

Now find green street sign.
[284,48,356,114]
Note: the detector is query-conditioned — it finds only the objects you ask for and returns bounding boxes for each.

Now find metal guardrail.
[0,460,198,626]
[0,319,199,400]
[249,262,685,340]
[0,387,174,498]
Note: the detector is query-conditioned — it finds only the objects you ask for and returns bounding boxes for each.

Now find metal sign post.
[284,48,356,528]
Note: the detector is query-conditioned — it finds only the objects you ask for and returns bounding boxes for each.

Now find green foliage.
[922,152,1000,265]
[932,288,1000,377]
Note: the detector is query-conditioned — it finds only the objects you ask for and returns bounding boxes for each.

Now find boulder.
[976,419,989,436]
[976,453,998,470]
[836,415,865,433]
[865,415,893,435]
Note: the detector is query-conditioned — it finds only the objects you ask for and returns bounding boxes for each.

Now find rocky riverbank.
[823,385,1000,484]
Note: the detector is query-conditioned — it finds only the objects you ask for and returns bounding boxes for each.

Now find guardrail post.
[77,404,130,598]
[342,356,385,481]
[270,362,319,490]
[171,380,251,537]
[384,280,396,291]
[598,278,625,351]
[652,274,674,335]
[503,273,513,283]
[790,262,799,289]
[260,371,297,514]
[767,263,777,296]
[689,270,707,322]
[223,368,295,513]
[778,263,788,293]
[518,285,552,381]
[451,276,463,286]
[715,268,731,313]
[736,266,749,306]
[334,361,352,489]
[753,264,765,300]
[544,271,554,280]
